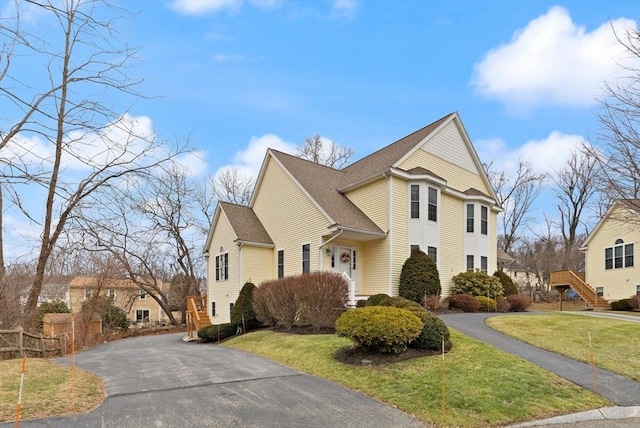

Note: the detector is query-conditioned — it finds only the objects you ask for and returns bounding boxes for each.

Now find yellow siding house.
[581,199,639,302]
[204,112,502,323]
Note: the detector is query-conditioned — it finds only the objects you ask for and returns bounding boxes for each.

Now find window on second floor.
[139,290,146,300]
[410,185,420,219]
[481,206,488,235]
[216,249,229,281]
[466,204,474,233]
[85,289,93,300]
[428,187,437,221]
[302,244,310,273]
[605,240,634,269]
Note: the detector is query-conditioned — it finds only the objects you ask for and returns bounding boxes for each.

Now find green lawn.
[225,329,608,428]
[0,358,104,422]
[487,313,640,382]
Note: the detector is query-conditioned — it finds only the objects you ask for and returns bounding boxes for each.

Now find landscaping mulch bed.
[334,346,440,366]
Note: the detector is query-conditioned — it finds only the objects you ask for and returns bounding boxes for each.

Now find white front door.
[337,246,352,278]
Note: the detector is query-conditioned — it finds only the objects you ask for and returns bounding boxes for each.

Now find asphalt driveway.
[5,333,426,428]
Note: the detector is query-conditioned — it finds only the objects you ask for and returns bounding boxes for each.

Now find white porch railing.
[341,272,356,307]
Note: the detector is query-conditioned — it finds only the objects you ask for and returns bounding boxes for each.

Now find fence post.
[17,326,24,358]
[39,333,45,358]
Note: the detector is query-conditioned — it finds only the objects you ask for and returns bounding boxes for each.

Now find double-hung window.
[466,255,474,271]
[216,249,229,281]
[481,206,488,235]
[466,204,474,232]
[277,250,284,279]
[410,185,420,219]
[302,244,310,273]
[427,187,437,221]
[481,256,488,273]
[427,246,437,265]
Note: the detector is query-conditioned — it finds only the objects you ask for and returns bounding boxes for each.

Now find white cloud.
[169,0,281,15]
[476,131,585,177]
[175,150,209,177]
[212,133,296,179]
[170,0,241,15]
[472,6,638,112]
[332,0,358,18]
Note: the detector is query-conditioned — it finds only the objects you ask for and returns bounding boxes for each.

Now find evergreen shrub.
[335,306,423,354]
[365,293,390,306]
[231,282,260,332]
[477,296,497,312]
[493,270,519,296]
[451,270,504,298]
[198,323,238,342]
[399,250,441,304]
[611,299,633,311]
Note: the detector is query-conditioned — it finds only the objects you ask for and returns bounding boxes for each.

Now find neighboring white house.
[204,112,501,323]
[581,199,639,302]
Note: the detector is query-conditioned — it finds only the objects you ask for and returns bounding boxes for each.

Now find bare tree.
[210,168,255,206]
[485,160,547,253]
[0,0,189,327]
[584,27,640,216]
[553,149,600,270]
[298,135,354,169]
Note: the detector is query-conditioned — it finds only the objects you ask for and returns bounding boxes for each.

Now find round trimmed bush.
[451,270,504,298]
[365,293,390,306]
[412,312,452,352]
[477,296,497,312]
[378,296,430,322]
[335,307,423,354]
[447,294,480,312]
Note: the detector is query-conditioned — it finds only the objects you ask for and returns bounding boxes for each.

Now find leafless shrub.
[296,272,348,331]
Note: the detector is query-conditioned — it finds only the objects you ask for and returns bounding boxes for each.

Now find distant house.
[504,264,545,292]
[581,199,639,302]
[204,113,501,323]
[68,276,172,325]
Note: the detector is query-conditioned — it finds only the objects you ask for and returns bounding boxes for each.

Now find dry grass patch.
[0,358,104,422]
[225,329,608,428]
[487,313,640,381]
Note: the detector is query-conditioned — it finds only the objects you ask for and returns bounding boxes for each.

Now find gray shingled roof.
[220,202,274,246]
[340,113,453,186]
[270,150,384,234]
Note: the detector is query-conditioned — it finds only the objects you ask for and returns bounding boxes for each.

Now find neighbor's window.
[302,244,310,273]
[136,309,150,323]
[428,187,437,221]
[215,250,229,281]
[481,206,488,235]
[108,289,116,299]
[277,250,284,279]
[466,204,474,233]
[139,290,146,300]
[605,240,634,269]
[481,256,488,273]
[410,185,420,219]
[85,289,93,300]
[596,287,604,297]
[427,246,437,265]
[466,255,474,271]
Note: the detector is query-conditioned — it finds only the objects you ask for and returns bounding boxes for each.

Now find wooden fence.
[0,327,64,360]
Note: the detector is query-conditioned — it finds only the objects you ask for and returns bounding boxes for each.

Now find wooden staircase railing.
[549,270,610,309]
[186,295,211,338]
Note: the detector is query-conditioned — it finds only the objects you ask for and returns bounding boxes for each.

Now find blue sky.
[1,0,639,256]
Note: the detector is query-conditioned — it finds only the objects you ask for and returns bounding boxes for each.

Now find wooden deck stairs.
[186,295,211,339]
[549,270,610,309]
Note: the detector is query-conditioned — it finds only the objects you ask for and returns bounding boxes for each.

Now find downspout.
[319,229,344,271]
[237,242,243,293]
[385,172,393,296]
